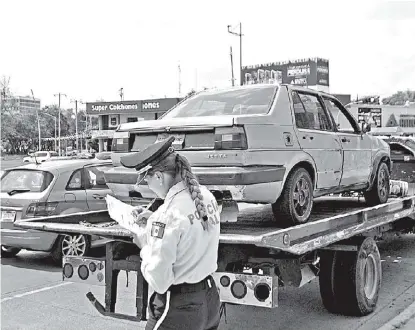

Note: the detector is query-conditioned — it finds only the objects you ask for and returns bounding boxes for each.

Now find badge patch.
[151,222,166,239]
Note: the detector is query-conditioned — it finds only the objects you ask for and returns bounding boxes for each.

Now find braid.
[175,154,209,230]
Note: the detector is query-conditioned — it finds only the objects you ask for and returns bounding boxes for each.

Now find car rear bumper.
[0,227,58,251]
[105,165,286,203]
[105,165,285,185]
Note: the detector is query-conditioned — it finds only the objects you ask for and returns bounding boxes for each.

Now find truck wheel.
[1,245,21,258]
[321,238,382,316]
[272,167,313,227]
[318,250,342,314]
[364,162,390,206]
[51,234,91,265]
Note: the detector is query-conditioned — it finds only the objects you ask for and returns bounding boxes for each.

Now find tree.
[382,90,415,105]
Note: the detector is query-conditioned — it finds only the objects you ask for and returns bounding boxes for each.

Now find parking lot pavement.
[1,232,415,330]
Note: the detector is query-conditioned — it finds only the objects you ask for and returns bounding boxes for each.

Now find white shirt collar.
[165,181,187,201]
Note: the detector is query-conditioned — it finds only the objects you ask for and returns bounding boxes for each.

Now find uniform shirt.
[139,181,221,294]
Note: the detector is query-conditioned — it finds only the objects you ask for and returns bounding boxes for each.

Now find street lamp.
[42,112,57,152]
[227,23,243,86]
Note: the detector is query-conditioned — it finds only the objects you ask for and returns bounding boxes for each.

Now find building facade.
[1,95,41,113]
[86,98,181,152]
[346,104,415,135]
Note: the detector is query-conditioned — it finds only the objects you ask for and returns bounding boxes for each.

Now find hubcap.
[363,254,378,300]
[62,235,87,256]
[293,177,311,217]
[378,168,389,199]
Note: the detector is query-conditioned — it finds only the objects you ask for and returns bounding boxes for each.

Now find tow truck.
[15,179,415,323]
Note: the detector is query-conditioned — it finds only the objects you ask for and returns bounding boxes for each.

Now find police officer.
[120,136,221,330]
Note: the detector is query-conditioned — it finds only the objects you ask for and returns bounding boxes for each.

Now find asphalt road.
[2,225,415,329]
[1,158,25,170]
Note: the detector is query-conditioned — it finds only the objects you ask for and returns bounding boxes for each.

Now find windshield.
[35,152,48,157]
[162,86,278,119]
[1,170,54,193]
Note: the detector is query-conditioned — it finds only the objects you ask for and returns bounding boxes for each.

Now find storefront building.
[86,98,181,152]
[346,103,415,136]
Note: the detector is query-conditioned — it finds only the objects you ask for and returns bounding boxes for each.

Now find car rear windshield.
[1,170,54,193]
[162,86,278,119]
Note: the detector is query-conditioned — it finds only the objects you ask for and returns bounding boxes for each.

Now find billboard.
[241,57,329,87]
[357,107,382,128]
[86,98,181,115]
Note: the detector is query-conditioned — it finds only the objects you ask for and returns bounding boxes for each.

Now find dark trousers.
[145,276,220,330]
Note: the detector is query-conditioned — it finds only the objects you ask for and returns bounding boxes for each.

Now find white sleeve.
[139,210,183,294]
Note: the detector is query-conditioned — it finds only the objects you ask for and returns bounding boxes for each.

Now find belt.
[169,276,213,294]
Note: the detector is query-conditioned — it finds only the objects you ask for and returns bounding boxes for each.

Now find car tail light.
[214,126,247,150]
[26,202,59,217]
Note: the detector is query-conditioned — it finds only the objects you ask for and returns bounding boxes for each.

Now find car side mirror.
[362,122,371,133]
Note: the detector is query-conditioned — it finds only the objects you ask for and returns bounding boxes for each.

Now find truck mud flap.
[212,272,279,308]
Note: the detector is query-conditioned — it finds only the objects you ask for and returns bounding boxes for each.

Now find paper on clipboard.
[106,195,147,247]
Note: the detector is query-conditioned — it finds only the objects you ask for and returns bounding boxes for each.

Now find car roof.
[6,159,112,174]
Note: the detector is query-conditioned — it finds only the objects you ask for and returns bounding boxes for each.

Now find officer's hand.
[131,207,153,226]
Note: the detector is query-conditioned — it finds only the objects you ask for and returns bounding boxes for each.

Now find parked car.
[0,159,119,263]
[23,151,59,163]
[381,136,415,162]
[104,84,391,227]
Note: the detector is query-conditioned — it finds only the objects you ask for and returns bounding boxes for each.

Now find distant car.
[105,83,391,227]
[23,151,58,163]
[0,159,118,263]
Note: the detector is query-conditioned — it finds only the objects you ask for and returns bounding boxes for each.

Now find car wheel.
[1,245,21,258]
[50,234,91,265]
[272,167,314,227]
[364,162,390,206]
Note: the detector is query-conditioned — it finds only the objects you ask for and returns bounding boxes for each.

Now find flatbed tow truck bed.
[17,196,415,255]
[15,194,415,322]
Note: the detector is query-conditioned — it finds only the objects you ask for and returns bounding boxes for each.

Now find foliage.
[1,76,88,154]
[382,90,415,105]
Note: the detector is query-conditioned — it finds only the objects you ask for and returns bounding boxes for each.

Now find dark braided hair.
[149,152,210,230]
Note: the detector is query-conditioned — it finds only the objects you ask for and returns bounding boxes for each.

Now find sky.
[1,0,414,110]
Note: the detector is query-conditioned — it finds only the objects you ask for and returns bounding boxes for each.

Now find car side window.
[292,91,332,131]
[323,98,358,134]
[85,165,112,190]
[66,169,84,190]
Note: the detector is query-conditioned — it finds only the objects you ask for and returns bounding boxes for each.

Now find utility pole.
[71,99,84,153]
[227,23,243,85]
[54,92,67,156]
[178,63,182,96]
[230,46,235,86]
[31,89,41,151]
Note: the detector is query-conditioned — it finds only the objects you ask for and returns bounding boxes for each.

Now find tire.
[1,245,21,258]
[318,250,341,314]
[320,238,382,316]
[272,167,313,227]
[50,234,91,265]
[364,162,390,206]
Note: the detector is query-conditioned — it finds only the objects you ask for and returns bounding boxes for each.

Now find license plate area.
[1,211,16,222]
[155,133,185,150]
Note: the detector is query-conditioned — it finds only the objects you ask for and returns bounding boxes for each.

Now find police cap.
[120,136,175,174]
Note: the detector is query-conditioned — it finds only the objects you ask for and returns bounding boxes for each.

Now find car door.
[84,164,114,211]
[292,90,343,190]
[322,97,372,186]
[59,168,89,213]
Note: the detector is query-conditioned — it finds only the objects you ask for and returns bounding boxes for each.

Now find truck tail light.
[214,126,248,150]
[26,202,59,217]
